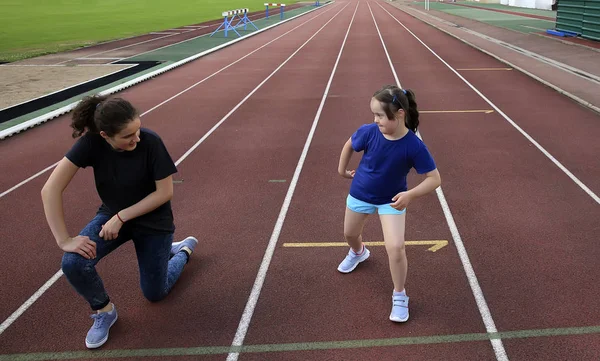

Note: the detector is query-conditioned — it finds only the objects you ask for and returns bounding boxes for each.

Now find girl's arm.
[99,176,173,240]
[391,169,441,210]
[338,137,356,178]
[407,169,441,198]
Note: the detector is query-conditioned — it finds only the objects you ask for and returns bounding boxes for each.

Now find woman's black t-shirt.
[65,128,177,234]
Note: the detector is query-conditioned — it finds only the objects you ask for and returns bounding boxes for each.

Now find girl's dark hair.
[70,95,138,138]
[373,85,419,133]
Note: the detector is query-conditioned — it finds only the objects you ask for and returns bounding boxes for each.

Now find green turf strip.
[1,325,599,360]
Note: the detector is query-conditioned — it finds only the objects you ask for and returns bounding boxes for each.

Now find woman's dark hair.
[70,95,139,138]
[373,85,419,133]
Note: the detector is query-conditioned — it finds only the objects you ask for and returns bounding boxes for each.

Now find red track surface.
[1,1,599,360]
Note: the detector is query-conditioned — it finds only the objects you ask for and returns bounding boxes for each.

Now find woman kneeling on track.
[41,94,198,349]
[337,85,441,323]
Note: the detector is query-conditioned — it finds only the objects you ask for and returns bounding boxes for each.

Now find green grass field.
[0,0,300,63]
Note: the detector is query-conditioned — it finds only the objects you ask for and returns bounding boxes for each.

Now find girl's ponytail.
[403,89,419,133]
[70,95,108,138]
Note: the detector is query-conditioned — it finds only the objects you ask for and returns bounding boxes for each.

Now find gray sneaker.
[337,246,370,273]
[170,236,198,259]
[85,304,118,349]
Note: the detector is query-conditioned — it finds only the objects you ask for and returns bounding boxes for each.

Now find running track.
[1,1,599,360]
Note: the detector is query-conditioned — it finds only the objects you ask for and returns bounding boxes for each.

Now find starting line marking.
[1,325,598,360]
[283,240,448,252]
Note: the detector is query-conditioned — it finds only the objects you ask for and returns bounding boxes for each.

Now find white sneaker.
[389,292,409,322]
[337,245,370,273]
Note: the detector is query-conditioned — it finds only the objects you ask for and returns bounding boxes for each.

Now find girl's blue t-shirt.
[349,123,437,205]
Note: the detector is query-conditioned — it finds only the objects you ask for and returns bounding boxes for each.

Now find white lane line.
[225,2,359,361]
[369,1,509,360]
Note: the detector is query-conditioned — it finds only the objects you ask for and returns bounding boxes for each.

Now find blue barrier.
[210,8,258,38]
[265,3,286,20]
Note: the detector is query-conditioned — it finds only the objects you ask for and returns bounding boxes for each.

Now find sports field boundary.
[387,2,600,116]
[0,1,333,140]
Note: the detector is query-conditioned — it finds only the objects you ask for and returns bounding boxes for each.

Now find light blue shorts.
[346,194,406,215]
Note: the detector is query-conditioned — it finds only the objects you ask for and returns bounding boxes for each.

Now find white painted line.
[368,1,509,360]
[226,2,357,360]
[0,2,331,140]
[377,1,600,206]
[0,162,60,198]
[150,32,180,35]
[0,2,338,337]
[0,270,63,335]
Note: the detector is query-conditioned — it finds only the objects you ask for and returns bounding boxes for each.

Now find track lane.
[372,1,600,359]
[238,2,496,360]
[0,2,356,355]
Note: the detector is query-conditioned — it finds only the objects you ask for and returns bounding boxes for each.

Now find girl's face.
[101,117,142,151]
[370,97,404,135]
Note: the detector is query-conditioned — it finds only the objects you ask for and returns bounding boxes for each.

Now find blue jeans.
[61,213,188,310]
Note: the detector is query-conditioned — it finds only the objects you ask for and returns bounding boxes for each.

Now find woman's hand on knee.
[61,236,97,259]
[99,215,123,241]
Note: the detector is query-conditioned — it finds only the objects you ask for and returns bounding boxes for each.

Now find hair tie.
[402,89,407,94]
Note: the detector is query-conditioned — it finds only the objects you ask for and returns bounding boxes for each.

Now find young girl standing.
[41,95,198,348]
[337,85,441,323]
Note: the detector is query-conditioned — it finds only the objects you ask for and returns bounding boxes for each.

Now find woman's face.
[101,117,141,151]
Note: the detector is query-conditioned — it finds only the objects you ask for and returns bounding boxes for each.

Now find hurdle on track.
[210,8,258,38]
[264,3,286,20]
[314,0,321,5]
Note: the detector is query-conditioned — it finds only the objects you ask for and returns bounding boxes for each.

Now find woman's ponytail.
[70,94,137,138]
[70,95,107,138]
